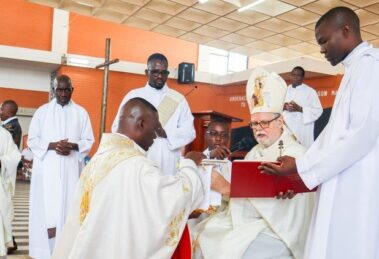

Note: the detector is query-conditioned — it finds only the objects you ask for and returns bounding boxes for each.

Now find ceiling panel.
[247,40,281,51]
[193,0,237,15]
[164,17,202,31]
[278,8,319,26]
[236,26,276,38]
[255,18,298,33]
[27,0,379,65]
[145,0,187,15]
[208,17,249,32]
[193,25,230,38]
[220,33,255,44]
[303,0,357,15]
[248,0,296,16]
[283,27,315,41]
[226,9,269,25]
[177,7,218,24]
[152,24,186,37]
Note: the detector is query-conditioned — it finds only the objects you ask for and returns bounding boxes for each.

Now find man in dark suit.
[1,100,22,148]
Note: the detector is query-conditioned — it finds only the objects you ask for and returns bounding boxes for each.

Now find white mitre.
[246,67,287,114]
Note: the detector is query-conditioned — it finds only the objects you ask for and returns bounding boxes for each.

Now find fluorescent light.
[199,0,208,3]
[238,0,266,12]
[67,57,90,67]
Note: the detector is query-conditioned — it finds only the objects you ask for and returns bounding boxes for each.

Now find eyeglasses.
[55,88,73,93]
[206,131,229,139]
[249,114,280,129]
[148,69,170,77]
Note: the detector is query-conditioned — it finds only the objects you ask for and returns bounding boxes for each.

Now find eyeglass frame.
[147,69,170,77]
[249,114,280,129]
[205,130,230,139]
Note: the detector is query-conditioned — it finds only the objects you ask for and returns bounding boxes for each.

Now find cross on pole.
[96,38,119,140]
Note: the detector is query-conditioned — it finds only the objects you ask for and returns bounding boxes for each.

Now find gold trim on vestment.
[79,134,143,224]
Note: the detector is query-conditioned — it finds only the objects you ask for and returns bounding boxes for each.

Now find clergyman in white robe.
[52,133,205,259]
[112,84,195,176]
[194,129,314,259]
[283,83,323,148]
[297,42,379,259]
[28,98,94,259]
[0,127,21,257]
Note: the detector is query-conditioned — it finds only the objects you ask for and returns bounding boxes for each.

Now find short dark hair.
[128,97,157,113]
[207,117,230,130]
[292,66,305,77]
[55,74,72,89]
[147,53,168,68]
[315,6,360,34]
[2,100,18,114]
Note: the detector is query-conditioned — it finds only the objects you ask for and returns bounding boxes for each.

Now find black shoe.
[7,236,18,254]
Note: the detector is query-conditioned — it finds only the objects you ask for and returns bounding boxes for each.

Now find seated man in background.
[52,98,228,259]
[193,68,314,259]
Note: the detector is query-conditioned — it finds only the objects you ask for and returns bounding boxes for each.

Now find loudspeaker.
[178,62,195,84]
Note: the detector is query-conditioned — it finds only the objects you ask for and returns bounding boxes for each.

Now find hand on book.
[276,190,295,199]
[259,156,298,176]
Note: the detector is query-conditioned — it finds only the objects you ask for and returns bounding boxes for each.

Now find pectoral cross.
[278,140,284,157]
[96,38,119,140]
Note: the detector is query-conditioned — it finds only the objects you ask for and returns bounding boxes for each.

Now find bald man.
[1,100,22,149]
[53,97,224,259]
[260,7,379,259]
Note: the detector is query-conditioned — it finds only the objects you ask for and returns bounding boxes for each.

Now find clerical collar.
[53,98,73,107]
[145,83,168,94]
[342,41,369,68]
[1,116,17,125]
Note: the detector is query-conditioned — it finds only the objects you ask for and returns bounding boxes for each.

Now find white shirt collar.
[144,83,168,95]
[342,41,369,68]
[1,116,17,125]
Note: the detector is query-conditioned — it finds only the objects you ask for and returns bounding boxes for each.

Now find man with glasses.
[28,75,94,259]
[283,66,322,149]
[193,68,314,259]
[112,53,195,176]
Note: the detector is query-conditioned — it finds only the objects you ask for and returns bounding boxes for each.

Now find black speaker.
[178,62,195,84]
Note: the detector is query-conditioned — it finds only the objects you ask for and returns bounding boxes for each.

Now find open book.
[230,160,317,198]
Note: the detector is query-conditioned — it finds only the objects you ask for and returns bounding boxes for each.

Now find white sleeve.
[297,56,379,189]
[302,88,323,125]
[28,108,50,160]
[76,111,94,161]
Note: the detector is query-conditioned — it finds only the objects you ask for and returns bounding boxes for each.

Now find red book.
[230,161,317,198]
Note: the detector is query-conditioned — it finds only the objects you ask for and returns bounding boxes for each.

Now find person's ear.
[145,69,149,77]
[71,87,74,94]
[341,25,350,38]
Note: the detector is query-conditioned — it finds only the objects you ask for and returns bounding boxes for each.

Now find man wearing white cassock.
[260,7,379,259]
[193,68,314,259]
[28,75,94,259]
[283,66,323,149]
[51,97,229,259]
[0,127,21,258]
[112,53,195,176]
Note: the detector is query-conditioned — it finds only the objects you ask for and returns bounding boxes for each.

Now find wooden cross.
[95,38,119,139]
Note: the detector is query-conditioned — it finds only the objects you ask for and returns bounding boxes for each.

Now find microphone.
[230,137,254,153]
[185,85,198,97]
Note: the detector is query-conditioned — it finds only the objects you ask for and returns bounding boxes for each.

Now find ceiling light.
[199,0,208,3]
[238,0,266,12]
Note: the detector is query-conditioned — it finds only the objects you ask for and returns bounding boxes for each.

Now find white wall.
[0,59,52,92]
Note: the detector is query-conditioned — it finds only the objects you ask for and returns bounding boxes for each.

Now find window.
[198,45,248,75]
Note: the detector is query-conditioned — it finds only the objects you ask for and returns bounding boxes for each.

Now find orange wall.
[68,14,199,68]
[58,66,343,153]
[0,0,53,50]
[0,87,48,108]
